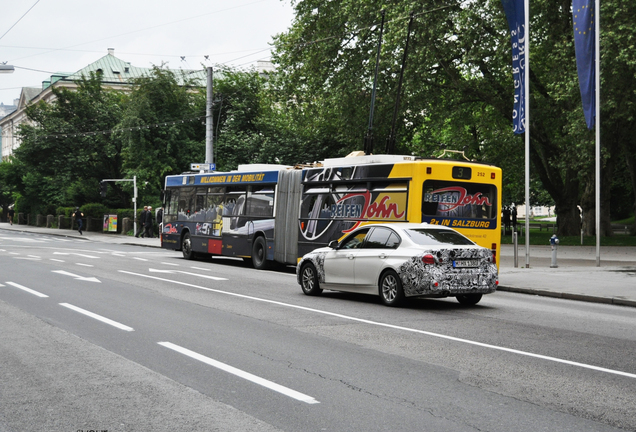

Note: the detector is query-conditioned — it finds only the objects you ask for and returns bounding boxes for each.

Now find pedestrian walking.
[156,207,163,236]
[136,206,148,238]
[144,206,154,238]
[72,207,84,235]
[8,206,15,225]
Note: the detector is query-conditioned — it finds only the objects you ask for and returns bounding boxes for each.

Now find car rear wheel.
[182,232,195,260]
[300,263,322,296]
[456,293,482,305]
[380,270,404,307]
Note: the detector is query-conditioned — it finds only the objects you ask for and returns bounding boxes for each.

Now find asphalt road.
[1,230,635,432]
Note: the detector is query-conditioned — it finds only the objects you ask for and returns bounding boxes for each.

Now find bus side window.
[178,187,195,219]
[194,189,206,221]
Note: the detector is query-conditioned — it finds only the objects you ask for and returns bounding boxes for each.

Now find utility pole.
[206,66,214,167]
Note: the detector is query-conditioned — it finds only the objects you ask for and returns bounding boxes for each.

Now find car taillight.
[422,254,435,265]
[491,243,497,265]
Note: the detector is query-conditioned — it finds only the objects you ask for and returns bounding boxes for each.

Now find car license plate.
[453,259,480,268]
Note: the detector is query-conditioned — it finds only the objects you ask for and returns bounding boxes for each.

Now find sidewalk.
[2,223,636,308]
[0,222,161,248]
[499,244,636,307]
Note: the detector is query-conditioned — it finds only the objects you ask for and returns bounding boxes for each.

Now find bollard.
[550,234,559,268]
[513,231,518,268]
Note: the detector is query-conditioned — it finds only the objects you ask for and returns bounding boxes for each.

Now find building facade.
[0,49,205,161]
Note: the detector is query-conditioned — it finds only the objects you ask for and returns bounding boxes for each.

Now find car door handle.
[378,253,387,259]
[347,254,355,260]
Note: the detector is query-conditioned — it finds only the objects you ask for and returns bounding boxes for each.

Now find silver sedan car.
[297,223,498,306]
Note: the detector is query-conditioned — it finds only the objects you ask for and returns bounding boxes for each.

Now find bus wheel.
[300,263,322,296]
[456,294,482,305]
[251,236,268,270]
[379,270,405,307]
[182,232,195,260]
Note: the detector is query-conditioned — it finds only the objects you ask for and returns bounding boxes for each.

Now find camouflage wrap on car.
[398,248,498,297]
[297,251,328,285]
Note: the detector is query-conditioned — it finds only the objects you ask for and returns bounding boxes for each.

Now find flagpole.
[524,0,530,268]
[595,0,600,266]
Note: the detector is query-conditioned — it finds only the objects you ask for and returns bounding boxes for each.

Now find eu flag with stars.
[573,0,595,129]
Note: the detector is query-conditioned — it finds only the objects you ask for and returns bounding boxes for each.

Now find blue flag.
[501,0,526,134]
[573,0,595,129]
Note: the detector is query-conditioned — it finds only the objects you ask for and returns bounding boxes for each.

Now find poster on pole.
[103,214,118,232]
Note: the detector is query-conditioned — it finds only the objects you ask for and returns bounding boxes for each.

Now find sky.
[0,0,296,105]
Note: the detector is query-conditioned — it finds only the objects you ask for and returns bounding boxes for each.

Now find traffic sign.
[190,163,216,171]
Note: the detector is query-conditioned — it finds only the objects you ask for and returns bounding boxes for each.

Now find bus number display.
[452,166,472,180]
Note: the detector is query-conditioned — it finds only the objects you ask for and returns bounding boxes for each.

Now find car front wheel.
[300,263,322,296]
[380,270,404,307]
[456,293,482,305]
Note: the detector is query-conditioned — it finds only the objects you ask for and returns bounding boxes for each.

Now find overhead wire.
[0,0,42,42]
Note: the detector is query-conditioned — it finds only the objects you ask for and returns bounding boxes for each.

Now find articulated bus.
[161,153,502,269]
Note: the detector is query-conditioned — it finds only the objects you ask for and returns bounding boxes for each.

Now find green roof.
[48,52,207,89]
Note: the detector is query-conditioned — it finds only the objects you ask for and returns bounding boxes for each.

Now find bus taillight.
[491,243,497,264]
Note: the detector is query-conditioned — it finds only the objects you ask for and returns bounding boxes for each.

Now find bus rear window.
[422,180,497,220]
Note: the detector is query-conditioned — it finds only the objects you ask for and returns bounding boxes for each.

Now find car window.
[405,228,475,246]
[385,232,400,249]
[340,229,370,249]
[363,227,397,249]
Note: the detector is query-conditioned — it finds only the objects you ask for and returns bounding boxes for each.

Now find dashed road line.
[158,342,319,404]
[59,303,134,331]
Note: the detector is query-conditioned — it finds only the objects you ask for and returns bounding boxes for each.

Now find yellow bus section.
[391,160,502,269]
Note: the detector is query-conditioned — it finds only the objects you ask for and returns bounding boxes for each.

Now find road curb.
[498,285,636,308]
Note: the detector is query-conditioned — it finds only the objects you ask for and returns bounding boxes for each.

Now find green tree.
[12,72,126,214]
[272,0,634,236]
[118,66,206,205]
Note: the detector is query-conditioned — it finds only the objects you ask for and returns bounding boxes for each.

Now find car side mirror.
[328,240,339,249]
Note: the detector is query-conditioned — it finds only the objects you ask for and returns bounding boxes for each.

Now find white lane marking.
[122,271,636,380]
[190,266,210,271]
[6,282,49,298]
[133,257,149,261]
[9,252,19,255]
[158,342,319,404]
[148,268,227,281]
[28,255,41,258]
[50,259,65,262]
[160,262,180,266]
[53,252,99,259]
[112,253,126,257]
[14,257,41,260]
[59,303,134,331]
[77,263,94,267]
[51,270,101,283]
